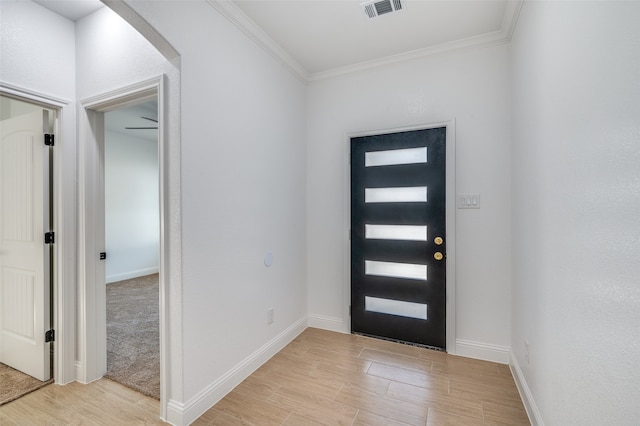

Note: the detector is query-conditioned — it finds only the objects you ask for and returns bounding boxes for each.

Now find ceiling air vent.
[362,0,403,19]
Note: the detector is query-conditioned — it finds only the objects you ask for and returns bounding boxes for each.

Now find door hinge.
[45,329,55,342]
[44,232,55,244]
[349,229,352,240]
[44,134,54,146]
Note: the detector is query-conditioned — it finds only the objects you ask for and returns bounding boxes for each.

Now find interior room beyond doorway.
[103,100,160,399]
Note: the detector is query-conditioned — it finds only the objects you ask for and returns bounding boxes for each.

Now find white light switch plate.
[458,194,480,209]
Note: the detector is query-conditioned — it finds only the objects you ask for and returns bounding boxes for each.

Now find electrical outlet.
[267,308,274,325]
[524,340,530,364]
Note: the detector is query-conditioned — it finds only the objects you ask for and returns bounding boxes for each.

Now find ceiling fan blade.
[141,116,158,123]
[125,127,158,130]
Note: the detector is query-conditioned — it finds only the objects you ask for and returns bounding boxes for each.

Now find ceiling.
[105,100,158,142]
[30,0,521,80]
[234,0,510,76]
[216,0,521,80]
[32,0,104,21]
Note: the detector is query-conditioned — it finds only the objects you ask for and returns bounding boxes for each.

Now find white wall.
[0,1,75,97]
[0,0,78,384]
[3,2,305,421]
[306,45,512,360]
[104,129,159,283]
[75,7,177,100]
[122,1,307,420]
[510,2,640,424]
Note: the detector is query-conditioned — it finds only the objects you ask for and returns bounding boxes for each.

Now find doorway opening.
[103,100,160,399]
[78,77,168,413]
[0,94,56,404]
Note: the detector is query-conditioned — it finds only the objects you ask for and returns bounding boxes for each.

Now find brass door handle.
[434,252,444,261]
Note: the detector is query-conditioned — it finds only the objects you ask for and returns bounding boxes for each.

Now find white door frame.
[0,82,77,384]
[78,76,169,414]
[343,120,457,353]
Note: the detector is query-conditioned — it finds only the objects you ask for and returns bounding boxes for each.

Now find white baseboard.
[74,361,82,383]
[510,351,544,426]
[106,266,159,284]
[307,314,346,333]
[165,316,308,426]
[74,360,101,385]
[455,339,510,364]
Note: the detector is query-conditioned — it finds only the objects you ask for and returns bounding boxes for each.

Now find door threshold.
[352,332,446,352]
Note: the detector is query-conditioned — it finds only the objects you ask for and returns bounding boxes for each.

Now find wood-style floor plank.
[201,328,529,426]
[0,378,163,425]
[0,328,529,425]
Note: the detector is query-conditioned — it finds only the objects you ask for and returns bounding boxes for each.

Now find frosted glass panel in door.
[365,260,427,281]
[365,187,427,203]
[365,296,427,320]
[365,224,427,241]
[365,147,427,167]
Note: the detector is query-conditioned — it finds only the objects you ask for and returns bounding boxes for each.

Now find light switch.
[458,194,481,209]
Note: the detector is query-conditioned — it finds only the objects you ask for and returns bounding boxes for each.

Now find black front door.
[351,127,446,349]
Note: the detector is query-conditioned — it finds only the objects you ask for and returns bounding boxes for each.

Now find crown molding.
[501,0,525,40]
[308,29,509,82]
[206,0,309,82]
[309,0,524,81]
[209,0,524,83]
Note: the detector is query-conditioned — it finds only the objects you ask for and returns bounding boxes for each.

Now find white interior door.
[0,108,51,381]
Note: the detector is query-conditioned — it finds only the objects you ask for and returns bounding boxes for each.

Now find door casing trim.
[78,76,170,419]
[343,120,456,353]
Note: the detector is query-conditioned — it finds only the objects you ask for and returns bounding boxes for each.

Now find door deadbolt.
[434,252,444,261]
[434,236,443,245]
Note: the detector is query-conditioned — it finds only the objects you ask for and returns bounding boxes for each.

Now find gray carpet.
[0,363,53,406]
[105,274,160,400]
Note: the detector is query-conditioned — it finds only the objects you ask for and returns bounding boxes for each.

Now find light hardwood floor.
[0,377,163,425]
[198,328,529,426]
[0,328,530,425]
